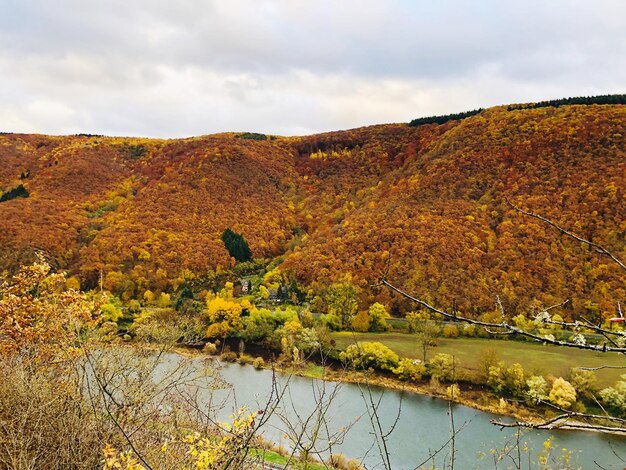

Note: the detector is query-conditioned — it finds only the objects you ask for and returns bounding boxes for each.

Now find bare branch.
[491,418,625,434]
[579,365,626,371]
[492,399,626,434]
[506,198,626,272]
[381,279,626,353]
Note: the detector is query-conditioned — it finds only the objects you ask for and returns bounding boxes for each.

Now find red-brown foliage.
[0,104,624,318]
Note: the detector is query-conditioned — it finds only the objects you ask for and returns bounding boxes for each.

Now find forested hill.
[0,102,624,319]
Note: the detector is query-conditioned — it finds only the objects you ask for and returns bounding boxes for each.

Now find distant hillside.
[0,101,624,319]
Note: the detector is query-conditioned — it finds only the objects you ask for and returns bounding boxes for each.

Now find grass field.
[249,448,328,469]
[331,332,625,388]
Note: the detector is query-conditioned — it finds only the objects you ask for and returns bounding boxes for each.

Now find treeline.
[236,132,276,141]
[507,94,626,111]
[408,108,483,127]
[408,95,626,127]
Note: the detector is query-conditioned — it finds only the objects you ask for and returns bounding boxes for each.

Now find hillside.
[0,103,624,318]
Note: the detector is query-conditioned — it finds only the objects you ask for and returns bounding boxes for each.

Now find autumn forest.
[1,102,623,323]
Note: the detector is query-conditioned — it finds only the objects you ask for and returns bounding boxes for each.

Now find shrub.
[346,459,365,470]
[66,276,81,290]
[320,313,342,331]
[101,303,122,322]
[252,357,265,369]
[462,323,476,337]
[221,351,238,363]
[0,356,104,468]
[202,342,218,355]
[526,375,548,404]
[442,324,459,338]
[351,311,370,332]
[428,353,455,381]
[569,368,597,400]
[238,354,253,365]
[599,375,626,417]
[295,327,320,354]
[478,347,501,381]
[446,383,461,400]
[156,292,172,308]
[327,454,348,469]
[549,378,577,409]
[393,358,426,381]
[127,299,141,314]
[487,362,505,393]
[97,321,119,341]
[327,453,364,470]
[340,342,399,371]
[131,317,183,344]
[502,363,526,397]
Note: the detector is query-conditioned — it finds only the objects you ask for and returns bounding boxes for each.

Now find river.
[160,354,624,469]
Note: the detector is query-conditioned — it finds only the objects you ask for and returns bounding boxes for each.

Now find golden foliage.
[0,105,624,320]
[0,257,97,357]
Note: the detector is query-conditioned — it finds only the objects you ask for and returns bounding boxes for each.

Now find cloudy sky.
[0,0,624,137]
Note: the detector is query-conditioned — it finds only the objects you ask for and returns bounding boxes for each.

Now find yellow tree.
[0,257,97,358]
[368,302,391,332]
[205,295,244,338]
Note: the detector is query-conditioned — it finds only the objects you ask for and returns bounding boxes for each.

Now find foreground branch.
[381,279,626,354]
[506,198,626,272]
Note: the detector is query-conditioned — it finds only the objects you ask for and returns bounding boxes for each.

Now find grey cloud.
[0,0,624,136]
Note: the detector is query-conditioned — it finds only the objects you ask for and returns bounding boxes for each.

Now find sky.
[0,0,625,138]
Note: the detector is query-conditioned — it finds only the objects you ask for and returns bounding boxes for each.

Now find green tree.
[323,281,359,329]
[101,303,122,322]
[221,228,252,263]
[0,184,29,203]
[415,319,440,361]
[478,347,501,381]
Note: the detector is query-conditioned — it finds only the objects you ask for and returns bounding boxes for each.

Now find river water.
[163,354,625,469]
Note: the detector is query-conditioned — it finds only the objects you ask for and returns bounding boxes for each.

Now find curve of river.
[162,354,624,469]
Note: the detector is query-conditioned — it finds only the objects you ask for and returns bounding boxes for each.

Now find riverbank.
[172,345,625,437]
[259,358,541,428]
[330,332,626,388]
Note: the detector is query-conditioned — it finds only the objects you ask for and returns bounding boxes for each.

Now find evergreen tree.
[0,184,29,203]
[221,228,252,263]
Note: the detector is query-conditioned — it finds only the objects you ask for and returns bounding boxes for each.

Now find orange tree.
[0,256,98,359]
